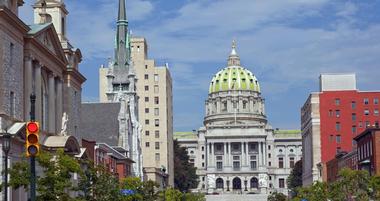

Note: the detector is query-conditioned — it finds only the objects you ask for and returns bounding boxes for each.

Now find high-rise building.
[301,74,380,186]
[98,0,143,178]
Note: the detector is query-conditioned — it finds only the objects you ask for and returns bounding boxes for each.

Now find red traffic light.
[27,122,39,133]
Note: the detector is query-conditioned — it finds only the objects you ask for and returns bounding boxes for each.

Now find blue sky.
[20,0,380,131]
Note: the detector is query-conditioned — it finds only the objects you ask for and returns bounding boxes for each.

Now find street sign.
[120,189,135,196]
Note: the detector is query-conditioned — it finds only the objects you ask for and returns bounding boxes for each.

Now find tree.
[268,191,287,201]
[173,139,198,192]
[158,188,182,201]
[287,160,302,196]
[294,181,329,201]
[183,192,206,201]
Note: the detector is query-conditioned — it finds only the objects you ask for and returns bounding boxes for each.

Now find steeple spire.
[114,0,130,69]
[227,39,241,66]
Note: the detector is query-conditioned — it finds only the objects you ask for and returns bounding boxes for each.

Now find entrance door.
[232,177,241,190]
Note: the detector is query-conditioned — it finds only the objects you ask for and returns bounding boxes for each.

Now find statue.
[60,112,68,136]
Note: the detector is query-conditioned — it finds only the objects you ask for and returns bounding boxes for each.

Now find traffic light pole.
[29,94,36,201]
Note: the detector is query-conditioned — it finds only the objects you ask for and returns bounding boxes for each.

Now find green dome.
[209,66,260,94]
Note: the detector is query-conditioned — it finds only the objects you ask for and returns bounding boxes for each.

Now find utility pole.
[29,93,36,201]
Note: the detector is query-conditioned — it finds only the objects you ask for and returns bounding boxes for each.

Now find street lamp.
[2,131,11,201]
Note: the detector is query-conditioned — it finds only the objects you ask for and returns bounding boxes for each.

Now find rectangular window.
[375,121,379,128]
[145,130,149,136]
[154,85,159,93]
[233,161,240,170]
[336,122,341,131]
[145,119,149,125]
[335,110,340,118]
[202,162,205,167]
[202,154,204,159]
[216,162,223,170]
[145,142,150,147]
[268,161,272,166]
[329,135,334,142]
[374,109,379,116]
[352,101,356,109]
[145,108,149,113]
[250,161,257,170]
[145,65,148,69]
[375,98,379,105]
[359,121,363,128]
[144,74,149,80]
[366,121,370,128]
[290,157,295,168]
[155,142,160,150]
[154,74,159,82]
[155,119,159,127]
[364,109,370,116]
[155,130,159,138]
[233,156,240,160]
[154,108,159,116]
[329,110,333,117]
[364,98,369,105]
[268,145,271,150]
[278,157,284,168]
[154,97,159,104]
[243,101,247,109]
[10,91,15,117]
[279,179,285,188]
[145,97,149,102]
[335,98,340,106]
[336,135,341,143]
[144,86,149,91]
[155,153,160,161]
[352,126,356,134]
[268,153,271,158]
[352,113,356,121]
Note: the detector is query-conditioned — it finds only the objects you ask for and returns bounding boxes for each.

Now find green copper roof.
[209,66,260,94]
[174,132,197,139]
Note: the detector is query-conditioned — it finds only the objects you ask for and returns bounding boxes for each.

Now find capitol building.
[175,41,302,197]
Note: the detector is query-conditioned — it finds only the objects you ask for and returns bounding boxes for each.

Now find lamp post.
[2,131,11,201]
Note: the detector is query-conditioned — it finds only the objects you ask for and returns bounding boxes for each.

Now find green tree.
[183,192,206,201]
[369,175,380,200]
[173,139,198,192]
[268,191,287,201]
[158,188,182,201]
[287,160,302,196]
[294,181,328,201]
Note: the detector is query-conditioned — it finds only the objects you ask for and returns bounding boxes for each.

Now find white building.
[175,41,302,197]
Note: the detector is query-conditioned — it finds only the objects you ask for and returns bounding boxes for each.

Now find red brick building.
[302,74,380,185]
[354,128,380,176]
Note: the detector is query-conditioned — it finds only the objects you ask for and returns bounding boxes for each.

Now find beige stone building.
[98,27,173,187]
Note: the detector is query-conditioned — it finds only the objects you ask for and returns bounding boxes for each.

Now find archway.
[216,178,224,189]
[250,177,258,189]
[232,177,241,190]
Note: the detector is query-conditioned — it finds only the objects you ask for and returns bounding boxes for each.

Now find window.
[352,126,356,134]
[202,162,205,167]
[268,161,272,166]
[268,153,271,158]
[328,110,333,117]
[154,97,159,104]
[250,160,257,170]
[144,74,149,79]
[10,91,15,117]
[335,98,340,106]
[154,85,159,93]
[155,153,160,161]
[366,121,370,128]
[352,101,356,109]
[243,101,247,109]
[155,119,159,127]
[216,162,223,170]
[155,142,160,150]
[279,179,285,188]
[268,145,271,150]
[278,157,284,168]
[145,119,149,125]
[154,108,159,116]
[10,43,14,68]
[154,74,159,82]
[233,161,240,170]
[336,122,341,131]
[364,109,370,116]
[336,147,341,154]
[144,86,149,91]
[145,65,148,69]
[202,146,204,151]
[375,98,379,105]
[290,157,295,168]
[336,135,341,143]
[364,98,369,105]
[222,101,227,112]
[233,156,240,160]
[329,135,334,142]
[145,130,150,136]
[155,130,159,138]
[202,154,204,159]
[145,108,149,113]
[61,17,65,36]
[352,113,356,121]
[335,110,340,117]
[145,97,149,102]
[374,109,379,116]
[145,142,150,147]
[359,121,363,128]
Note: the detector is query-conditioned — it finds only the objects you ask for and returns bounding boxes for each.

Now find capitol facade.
[176,41,302,197]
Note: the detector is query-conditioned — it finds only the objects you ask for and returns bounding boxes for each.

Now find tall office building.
[301,74,380,186]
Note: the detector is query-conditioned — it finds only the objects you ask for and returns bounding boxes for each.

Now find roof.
[79,102,121,146]
[273,130,301,138]
[43,135,81,154]
[174,132,197,140]
[27,23,51,35]
[354,127,380,141]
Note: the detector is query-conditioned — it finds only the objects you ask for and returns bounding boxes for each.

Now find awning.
[43,135,81,155]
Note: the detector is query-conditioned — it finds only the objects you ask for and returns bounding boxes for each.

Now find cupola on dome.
[209,40,260,94]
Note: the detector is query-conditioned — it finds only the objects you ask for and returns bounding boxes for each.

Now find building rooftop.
[273,129,301,138]
[174,131,197,140]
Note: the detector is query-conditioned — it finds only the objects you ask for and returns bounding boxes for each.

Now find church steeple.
[227,40,241,66]
[114,0,130,69]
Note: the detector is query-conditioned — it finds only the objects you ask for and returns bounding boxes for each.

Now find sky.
[19,0,380,132]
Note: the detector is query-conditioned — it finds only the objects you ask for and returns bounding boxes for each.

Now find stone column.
[48,73,55,133]
[56,79,63,134]
[242,142,246,166]
[227,98,231,112]
[258,142,262,167]
[224,143,227,167]
[263,142,267,166]
[261,142,264,165]
[216,99,220,113]
[24,56,33,120]
[245,141,249,167]
[34,63,42,123]
[238,98,243,112]
[211,142,214,167]
[250,98,254,113]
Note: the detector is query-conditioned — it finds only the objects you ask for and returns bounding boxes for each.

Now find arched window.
[250,177,258,189]
[216,178,224,189]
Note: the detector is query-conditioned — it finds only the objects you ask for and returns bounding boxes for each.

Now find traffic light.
[26,122,40,157]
